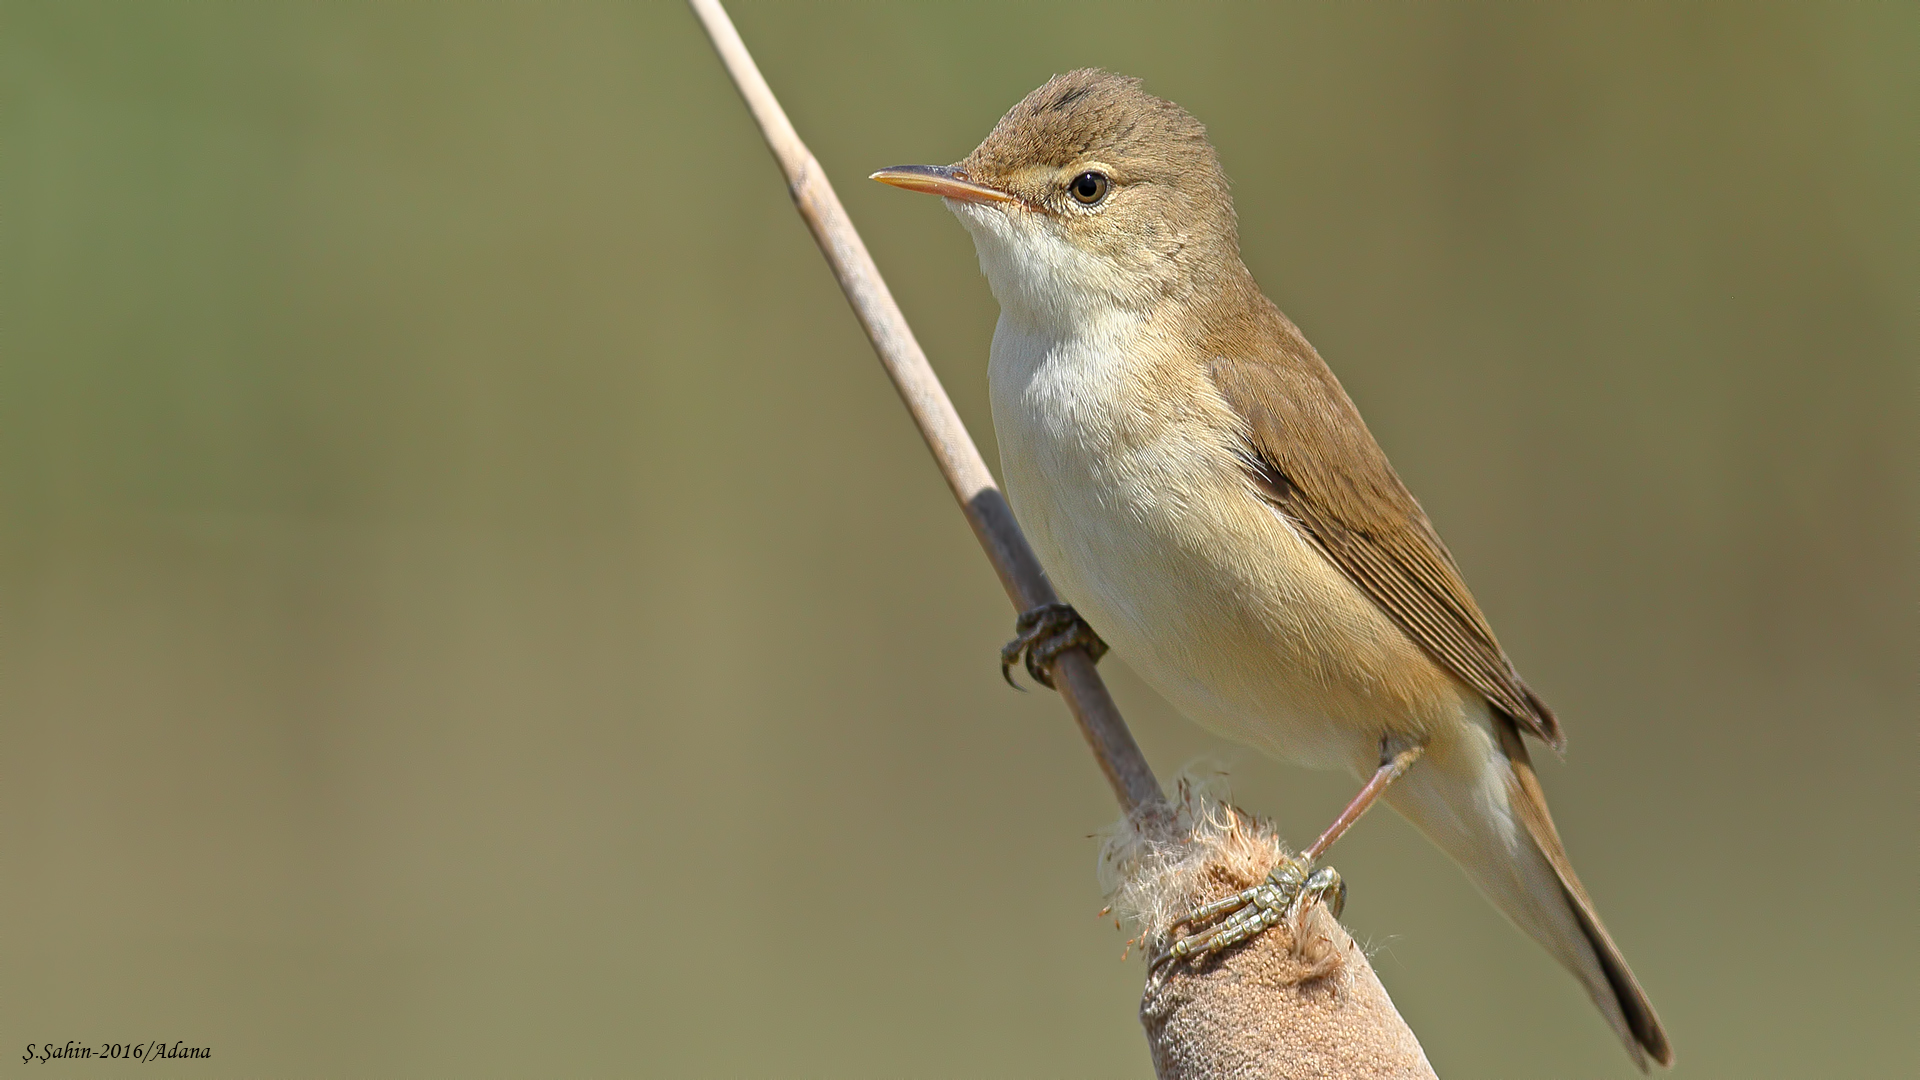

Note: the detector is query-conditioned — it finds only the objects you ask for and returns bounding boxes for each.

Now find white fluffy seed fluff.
[1097,774,1298,938]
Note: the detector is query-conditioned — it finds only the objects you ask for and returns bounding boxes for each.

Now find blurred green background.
[4,3,1914,1076]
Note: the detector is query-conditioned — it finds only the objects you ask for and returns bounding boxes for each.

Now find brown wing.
[1207,312,1564,748]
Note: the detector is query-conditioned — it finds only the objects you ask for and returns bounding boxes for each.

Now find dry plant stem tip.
[684,0,1162,818]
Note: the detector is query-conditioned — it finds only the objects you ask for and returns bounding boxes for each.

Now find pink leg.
[1302,745,1425,864]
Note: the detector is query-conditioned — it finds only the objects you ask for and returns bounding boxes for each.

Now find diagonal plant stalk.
[686,0,1162,816]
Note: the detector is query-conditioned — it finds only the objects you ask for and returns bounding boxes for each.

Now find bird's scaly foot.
[1000,602,1108,690]
[1151,858,1346,971]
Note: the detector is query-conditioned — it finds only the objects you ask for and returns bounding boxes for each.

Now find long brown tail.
[1496,717,1674,1070]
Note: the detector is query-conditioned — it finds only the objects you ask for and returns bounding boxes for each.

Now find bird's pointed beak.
[870,164,1017,205]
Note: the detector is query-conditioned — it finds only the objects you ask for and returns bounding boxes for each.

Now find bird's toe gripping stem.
[1151,857,1346,971]
[1000,602,1108,690]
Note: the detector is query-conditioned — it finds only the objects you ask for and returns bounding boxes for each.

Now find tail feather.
[1494,717,1673,1070]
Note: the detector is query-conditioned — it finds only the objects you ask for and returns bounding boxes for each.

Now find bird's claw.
[1150,858,1346,971]
[1000,602,1108,690]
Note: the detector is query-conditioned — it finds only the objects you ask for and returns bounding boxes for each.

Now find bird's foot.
[1151,857,1346,971]
[1000,602,1108,690]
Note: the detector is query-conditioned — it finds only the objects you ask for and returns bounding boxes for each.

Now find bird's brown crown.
[963,70,1217,192]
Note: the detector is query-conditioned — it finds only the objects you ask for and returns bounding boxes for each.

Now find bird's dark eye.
[1069,171,1110,206]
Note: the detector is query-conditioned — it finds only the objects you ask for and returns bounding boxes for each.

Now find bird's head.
[873,69,1244,328]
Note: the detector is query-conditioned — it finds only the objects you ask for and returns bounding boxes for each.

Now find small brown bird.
[874,70,1671,1069]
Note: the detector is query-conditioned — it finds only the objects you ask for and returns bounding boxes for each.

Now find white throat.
[945,200,1136,337]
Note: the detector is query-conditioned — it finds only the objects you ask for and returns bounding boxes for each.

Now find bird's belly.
[1007,456,1364,770]
[989,329,1448,773]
